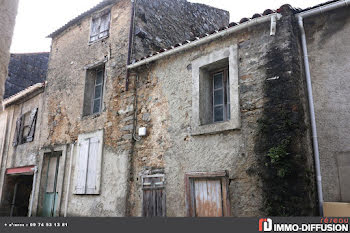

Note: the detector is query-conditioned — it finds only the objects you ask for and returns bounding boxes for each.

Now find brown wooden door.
[193,179,223,217]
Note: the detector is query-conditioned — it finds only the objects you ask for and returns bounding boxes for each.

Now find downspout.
[125,0,136,91]
[297,16,323,215]
[296,0,350,216]
[28,166,38,217]
[64,142,75,217]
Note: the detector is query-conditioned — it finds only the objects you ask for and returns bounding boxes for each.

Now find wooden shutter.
[90,17,100,42]
[99,12,110,38]
[12,115,24,146]
[142,176,166,217]
[74,139,89,194]
[26,108,38,142]
[86,137,101,194]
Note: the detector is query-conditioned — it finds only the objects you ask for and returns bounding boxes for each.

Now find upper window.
[212,69,230,123]
[191,45,240,135]
[13,108,38,146]
[83,65,105,116]
[90,11,111,43]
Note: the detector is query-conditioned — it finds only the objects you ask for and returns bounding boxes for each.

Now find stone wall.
[304,7,350,203]
[132,0,229,61]
[127,6,316,216]
[0,0,19,102]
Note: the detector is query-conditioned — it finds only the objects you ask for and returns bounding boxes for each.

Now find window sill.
[191,119,240,136]
[88,35,109,46]
[82,112,102,120]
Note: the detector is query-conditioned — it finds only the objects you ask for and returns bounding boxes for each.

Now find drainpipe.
[28,166,38,217]
[64,142,75,217]
[296,0,350,216]
[125,0,136,91]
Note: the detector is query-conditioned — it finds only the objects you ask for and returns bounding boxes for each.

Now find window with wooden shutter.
[12,108,38,146]
[89,11,110,43]
[74,130,103,195]
[142,175,166,217]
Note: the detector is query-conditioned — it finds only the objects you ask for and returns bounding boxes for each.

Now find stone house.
[0,0,349,217]
[126,0,350,216]
[0,0,229,217]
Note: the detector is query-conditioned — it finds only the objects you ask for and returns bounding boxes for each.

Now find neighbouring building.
[0,52,49,216]
[0,0,19,103]
[300,4,350,204]
[0,0,349,217]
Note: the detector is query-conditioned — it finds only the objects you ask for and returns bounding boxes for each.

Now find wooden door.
[42,153,60,217]
[193,179,223,217]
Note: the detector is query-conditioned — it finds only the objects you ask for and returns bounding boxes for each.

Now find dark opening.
[0,175,33,216]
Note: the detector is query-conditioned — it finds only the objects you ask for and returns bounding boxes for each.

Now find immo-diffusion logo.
[258,218,349,232]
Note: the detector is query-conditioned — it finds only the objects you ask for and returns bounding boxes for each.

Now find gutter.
[2,82,46,108]
[296,0,350,216]
[127,13,282,70]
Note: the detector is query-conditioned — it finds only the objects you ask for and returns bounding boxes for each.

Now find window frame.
[82,63,106,117]
[91,68,104,115]
[89,9,111,44]
[212,68,230,123]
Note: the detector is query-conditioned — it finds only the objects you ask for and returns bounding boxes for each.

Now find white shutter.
[90,17,100,42]
[86,137,101,194]
[99,13,110,38]
[74,139,89,194]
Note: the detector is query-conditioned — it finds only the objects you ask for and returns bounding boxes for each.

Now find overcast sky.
[10,0,325,53]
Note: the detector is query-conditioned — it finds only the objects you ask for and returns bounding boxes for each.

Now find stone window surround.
[191,45,240,135]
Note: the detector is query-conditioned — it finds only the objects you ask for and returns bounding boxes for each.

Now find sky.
[10,0,326,53]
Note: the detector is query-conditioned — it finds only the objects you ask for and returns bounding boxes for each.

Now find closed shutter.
[99,13,110,38]
[142,176,166,217]
[26,108,38,142]
[86,137,101,194]
[12,115,24,146]
[90,17,100,42]
[74,139,89,194]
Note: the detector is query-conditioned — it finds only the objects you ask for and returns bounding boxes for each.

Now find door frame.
[185,171,231,217]
[35,145,67,217]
